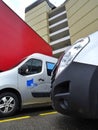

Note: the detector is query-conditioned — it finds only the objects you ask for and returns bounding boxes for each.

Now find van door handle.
[38,78,44,81]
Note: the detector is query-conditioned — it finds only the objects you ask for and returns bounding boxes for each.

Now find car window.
[19,59,42,75]
[46,62,55,76]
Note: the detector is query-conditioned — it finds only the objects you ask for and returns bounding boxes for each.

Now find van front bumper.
[51,62,98,118]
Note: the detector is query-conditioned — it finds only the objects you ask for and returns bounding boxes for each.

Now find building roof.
[25,0,56,13]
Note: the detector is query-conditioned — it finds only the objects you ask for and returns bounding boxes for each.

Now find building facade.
[66,0,98,43]
[25,0,71,58]
[25,0,98,58]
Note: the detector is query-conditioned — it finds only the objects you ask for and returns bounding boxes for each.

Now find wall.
[66,0,98,44]
[25,1,50,43]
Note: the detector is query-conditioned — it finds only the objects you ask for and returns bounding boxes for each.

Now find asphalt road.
[0,107,98,130]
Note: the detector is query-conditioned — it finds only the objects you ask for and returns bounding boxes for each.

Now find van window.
[46,62,55,76]
[19,59,42,75]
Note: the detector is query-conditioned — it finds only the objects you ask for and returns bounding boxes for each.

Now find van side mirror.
[18,65,29,75]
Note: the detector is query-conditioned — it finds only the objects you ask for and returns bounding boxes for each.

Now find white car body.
[0,53,57,117]
[51,31,98,119]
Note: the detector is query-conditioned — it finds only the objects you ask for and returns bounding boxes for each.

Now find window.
[46,62,55,76]
[19,59,42,75]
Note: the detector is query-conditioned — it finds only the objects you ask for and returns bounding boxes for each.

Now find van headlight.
[56,37,89,77]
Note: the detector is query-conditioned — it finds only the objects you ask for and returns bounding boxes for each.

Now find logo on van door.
[27,79,38,87]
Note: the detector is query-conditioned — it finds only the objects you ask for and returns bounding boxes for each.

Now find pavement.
[0,107,98,130]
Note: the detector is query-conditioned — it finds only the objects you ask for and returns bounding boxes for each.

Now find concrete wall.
[25,1,50,43]
[66,0,98,44]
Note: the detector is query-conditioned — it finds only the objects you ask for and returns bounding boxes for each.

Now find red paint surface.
[0,1,52,71]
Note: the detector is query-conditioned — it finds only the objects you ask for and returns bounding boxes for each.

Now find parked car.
[51,31,98,119]
[0,53,57,117]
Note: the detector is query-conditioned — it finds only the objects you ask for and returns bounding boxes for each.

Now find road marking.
[0,116,31,123]
[40,111,57,116]
[0,111,57,122]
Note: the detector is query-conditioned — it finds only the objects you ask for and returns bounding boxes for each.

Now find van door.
[45,61,56,89]
[18,58,50,104]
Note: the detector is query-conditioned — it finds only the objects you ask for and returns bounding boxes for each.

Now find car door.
[45,61,56,90]
[18,58,49,104]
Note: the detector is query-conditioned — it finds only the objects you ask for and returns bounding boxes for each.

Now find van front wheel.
[0,92,19,117]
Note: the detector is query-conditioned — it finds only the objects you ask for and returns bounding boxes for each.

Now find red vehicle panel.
[0,1,52,71]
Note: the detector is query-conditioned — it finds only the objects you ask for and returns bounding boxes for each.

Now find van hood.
[0,69,17,89]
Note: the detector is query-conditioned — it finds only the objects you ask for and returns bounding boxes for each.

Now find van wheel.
[0,92,19,117]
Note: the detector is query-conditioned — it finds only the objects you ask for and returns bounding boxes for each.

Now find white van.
[0,53,57,117]
[51,31,98,119]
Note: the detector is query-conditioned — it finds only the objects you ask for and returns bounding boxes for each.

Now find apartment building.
[65,0,98,43]
[25,0,98,58]
[25,0,70,58]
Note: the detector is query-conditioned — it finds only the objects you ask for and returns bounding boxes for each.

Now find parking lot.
[0,106,98,130]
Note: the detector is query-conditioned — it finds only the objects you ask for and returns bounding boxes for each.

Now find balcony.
[53,46,71,58]
[49,12,67,26]
[52,39,70,51]
[50,36,70,45]
[49,19,68,33]
[49,6,65,18]
[50,27,69,37]
[49,11,66,21]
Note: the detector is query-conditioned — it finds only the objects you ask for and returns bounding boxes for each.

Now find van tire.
[0,92,19,117]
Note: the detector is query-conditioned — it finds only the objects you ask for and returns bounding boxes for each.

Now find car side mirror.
[18,65,29,75]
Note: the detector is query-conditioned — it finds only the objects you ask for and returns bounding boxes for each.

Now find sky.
[2,0,66,20]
